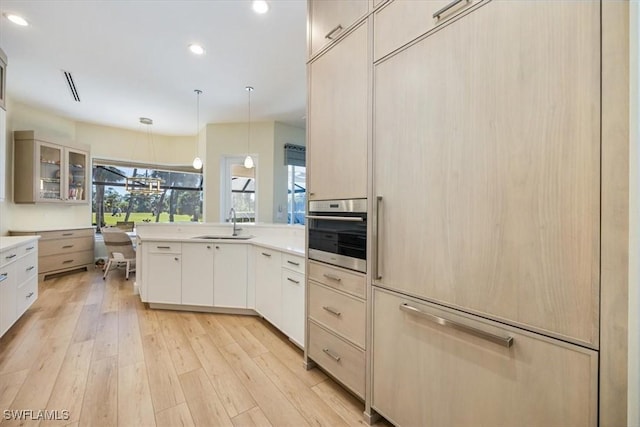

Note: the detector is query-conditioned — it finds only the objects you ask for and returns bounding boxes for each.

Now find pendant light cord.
[247,86,253,154]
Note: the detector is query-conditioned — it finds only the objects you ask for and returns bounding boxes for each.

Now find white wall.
[629,1,639,424]
[273,122,306,223]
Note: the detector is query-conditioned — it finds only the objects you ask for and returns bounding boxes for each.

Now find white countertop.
[9,225,94,232]
[0,235,41,252]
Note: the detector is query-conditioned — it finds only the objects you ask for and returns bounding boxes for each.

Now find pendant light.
[192,89,203,170]
[244,86,255,169]
[125,117,163,194]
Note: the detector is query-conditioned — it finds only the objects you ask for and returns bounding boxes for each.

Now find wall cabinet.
[307,22,368,201]
[308,0,368,58]
[0,239,38,338]
[13,131,90,204]
[373,0,600,346]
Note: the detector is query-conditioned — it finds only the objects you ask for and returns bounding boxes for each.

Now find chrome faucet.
[229,208,241,236]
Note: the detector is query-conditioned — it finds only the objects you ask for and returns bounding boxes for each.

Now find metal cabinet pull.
[0,273,8,282]
[5,254,17,260]
[287,277,300,284]
[156,246,171,249]
[62,245,74,249]
[287,260,300,266]
[261,252,272,257]
[399,303,513,348]
[174,257,179,261]
[322,306,342,317]
[26,246,35,251]
[323,273,341,282]
[375,195,383,280]
[62,233,74,236]
[324,24,343,40]
[63,259,74,264]
[433,0,468,20]
[305,215,364,222]
[27,292,34,298]
[322,347,341,362]
[26,266,35,271]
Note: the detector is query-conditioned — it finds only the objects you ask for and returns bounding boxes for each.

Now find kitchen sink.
[191,235,254,240]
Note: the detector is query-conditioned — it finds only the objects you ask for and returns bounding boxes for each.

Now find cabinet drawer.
[308,281,365,348]
[16,252,37,283]
[308,320,365,398]
[39,236,93,256]
[37,228,94,240]
[16,276,37,316]
[18,242,38,257]
[40,250,94,273]
[372,287,597,426]
[308,261,365,299]
[282,253,305,274]
[309,0,368,57]
[374,0,484,61]
[148,242,181,254]
[0,247,19,267]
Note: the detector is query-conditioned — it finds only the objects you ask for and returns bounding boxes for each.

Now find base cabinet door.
[182,243,214,306]
[281,269,305,346]
[372,287,598,427]
[213,244,248,308]
[0,264,16,336]
[255,248,282,327]
[147,253,181,304]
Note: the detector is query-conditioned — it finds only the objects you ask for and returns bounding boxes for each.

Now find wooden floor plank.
[141,333,186,412]
[118,296,145,367]
[195,315,235,348]
[137,306,161,337]
[93,311,119,361]
[0,310,40,365]
[189,333,234,377]
[80,355,118,427]
[176,312,207,339]
[0,369,29,414]
[219,343,310,427]
[155,402,194,427]
[118,361,156,427]
[231,407,273,427]
[71,303,101,343]
[216,315,269,358]
[179,369,233,426]
[159,312,203,375]
[0,317,56,375]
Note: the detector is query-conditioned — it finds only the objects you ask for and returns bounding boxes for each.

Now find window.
[284,144,306,225]
[92,160,203,230]
[222,156,256,223]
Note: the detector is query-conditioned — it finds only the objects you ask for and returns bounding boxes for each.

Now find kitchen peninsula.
[135,223,305,347]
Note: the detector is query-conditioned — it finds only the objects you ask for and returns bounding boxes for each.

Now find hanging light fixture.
[192,89,203,170]
[244,86,255,169]
[125,117,163,194]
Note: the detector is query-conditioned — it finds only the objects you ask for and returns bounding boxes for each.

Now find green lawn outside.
[93,212,198,227]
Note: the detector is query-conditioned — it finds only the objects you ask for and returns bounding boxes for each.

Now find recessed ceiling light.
[189,44,205,55]
[252,1,269,14]
[5,13,29,26]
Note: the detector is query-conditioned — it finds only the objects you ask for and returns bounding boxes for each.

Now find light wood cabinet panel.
[309,0,368,57]
[372,287,598,427]
[373,0,485,61]
[307,22,368,201]
[181,243,214,307]
[373,0,600,345]
[308,260,365,299]
[254,248,282,328]
[213,243,248,308]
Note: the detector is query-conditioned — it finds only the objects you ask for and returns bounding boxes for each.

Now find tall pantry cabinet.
[307,0,630,426]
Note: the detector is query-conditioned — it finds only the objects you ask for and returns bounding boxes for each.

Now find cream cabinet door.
[372,288,598,427]
[254,248,282,328]
[181,243,214,306]
[147,253,182,304]
[307,22,368,201]
[309,0,368,57]
[213,243,248,308]
[373,0,600,345]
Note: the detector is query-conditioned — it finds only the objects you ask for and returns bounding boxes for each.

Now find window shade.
[284,143,306,167]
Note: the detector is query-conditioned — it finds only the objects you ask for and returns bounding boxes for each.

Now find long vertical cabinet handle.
[375,196,383,280]
[399,303,514,348]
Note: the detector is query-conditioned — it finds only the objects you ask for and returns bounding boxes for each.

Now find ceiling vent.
[62,70,81,102]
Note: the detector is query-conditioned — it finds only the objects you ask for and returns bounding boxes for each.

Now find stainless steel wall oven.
[307,199,367,273]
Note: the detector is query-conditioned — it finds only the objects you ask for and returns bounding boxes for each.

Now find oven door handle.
[305,215,364,222]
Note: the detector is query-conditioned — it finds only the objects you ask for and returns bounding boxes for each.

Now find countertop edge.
[0,235,41,252]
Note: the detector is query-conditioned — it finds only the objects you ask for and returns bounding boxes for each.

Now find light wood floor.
[0,269,388,427]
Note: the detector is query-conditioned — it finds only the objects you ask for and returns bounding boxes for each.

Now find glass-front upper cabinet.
[14,130,90,204]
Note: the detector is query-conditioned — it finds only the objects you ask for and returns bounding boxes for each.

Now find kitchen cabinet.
[254,247,282,328]
[0,107,6,202]
[146,243,182,305]
[11,227,94,280]
[181,243,214,306]
[213,243,248,308]
[308,0,368,58]
[307,21,368,201]
[13,131,90,204]
[372,287,597,426]
[0,238,39,338]
[281,263,305,347]
[0,47,6,110]
[373,0,600,346]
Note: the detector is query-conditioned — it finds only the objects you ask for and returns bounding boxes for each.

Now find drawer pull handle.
[62,245,74,249]
[157,246,171,249]
[322,347,341,362]
[27,292,34,298]
[207,245,212,249]
[399,303,513,348]
[375,195,383,280]
[433,0,468,20]
[0,273,8,282]
[306,215,364,222]
[26,246,35,251]
[26,266,35,271]
[323,273,341,282]
[322,306,342,317]
[62,233,74,236]
[287,260,300,266]
[287,277,300,285]
[261,252,272,257]
[63,259,74,264]
[324,24,343,40]
[174,257,179,261]
[5,254,17,260]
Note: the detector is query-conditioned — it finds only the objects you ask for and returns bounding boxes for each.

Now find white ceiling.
[0,0,307,135]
